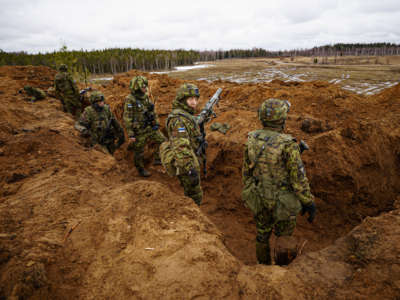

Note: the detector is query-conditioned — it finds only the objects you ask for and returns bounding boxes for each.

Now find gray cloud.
[0,0,399,53]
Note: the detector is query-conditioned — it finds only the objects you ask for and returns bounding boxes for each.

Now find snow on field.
[91,77,114,82]
[151,64,213,74]
[198,67,397,96]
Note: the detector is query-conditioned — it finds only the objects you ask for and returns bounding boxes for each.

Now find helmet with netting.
[129,76,148,92]
[258,98,290,125]
[175,83,200,102]
[90,91,105,104]
[58,64,68,72]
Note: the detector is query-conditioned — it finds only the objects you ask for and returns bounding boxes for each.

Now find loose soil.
[1,65,400,299]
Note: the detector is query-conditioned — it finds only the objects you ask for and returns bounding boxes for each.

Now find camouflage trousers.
[255,207,296,243]
[177,172,203,206]
[63,96,82,118]
[129,129,166,169]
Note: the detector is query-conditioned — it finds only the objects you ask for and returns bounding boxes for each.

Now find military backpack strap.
[248,131,280,179]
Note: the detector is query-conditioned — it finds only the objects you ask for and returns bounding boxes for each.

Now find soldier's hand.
[117,136,125,148]
[301,202,316,223]
[188,168,200,186]
[129,137,136,142]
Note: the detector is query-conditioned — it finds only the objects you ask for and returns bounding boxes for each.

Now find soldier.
[123,76,165,177]
[77,91,125,155]
[242,98,316,265]
[163,83,203,206]
[54,64,82,117]
[22,86,46,102]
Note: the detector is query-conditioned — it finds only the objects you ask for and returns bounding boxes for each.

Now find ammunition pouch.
[143,111,156,128]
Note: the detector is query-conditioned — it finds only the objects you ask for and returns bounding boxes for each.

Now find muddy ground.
[0,65,400,299]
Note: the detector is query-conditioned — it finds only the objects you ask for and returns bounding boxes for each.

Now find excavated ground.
[0,65,400,299]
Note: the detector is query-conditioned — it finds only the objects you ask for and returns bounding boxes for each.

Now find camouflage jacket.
[123,92,158,137]
[166,103,202,172]
[54,71,79,99]
[23,86,46,100]
[78,104,123,146]
[242,127,313,205]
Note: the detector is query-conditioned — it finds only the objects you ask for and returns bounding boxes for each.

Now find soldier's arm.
[242,143,252,184]
[78,109,91,129]
[284,141,314,205]
[168,117,197,174]
[111,111,124,137]
[66,73,78,95]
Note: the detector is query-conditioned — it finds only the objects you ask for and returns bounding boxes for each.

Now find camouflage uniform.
[23,86,46,101]
[242,98,315,265]
[78,91,125,155]
[123,76,165,176]
[165,83,203,206]
[54,64,82,117]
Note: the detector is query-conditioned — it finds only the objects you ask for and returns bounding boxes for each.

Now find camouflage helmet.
[129,76,148,92]
[58,64,68,72]
[90,91,105,104]
[258,98,291,125]
[175,83,200,102]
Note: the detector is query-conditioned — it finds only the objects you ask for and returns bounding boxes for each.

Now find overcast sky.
[1,0,399,53]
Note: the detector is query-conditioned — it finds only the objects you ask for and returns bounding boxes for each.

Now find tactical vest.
[86,105,113,144]
[166,108,202,153]
[247,129,293,190]
[125,94,153,129]
[243,129,301,219]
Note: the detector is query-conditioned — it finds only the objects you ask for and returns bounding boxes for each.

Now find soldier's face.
[98,101,105,107]
[186,97,199,109]
[141,86,148,94]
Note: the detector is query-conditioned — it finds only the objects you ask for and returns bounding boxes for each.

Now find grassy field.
[162,56,400,95]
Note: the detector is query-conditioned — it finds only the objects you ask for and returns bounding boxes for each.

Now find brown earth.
[0,65,400,299]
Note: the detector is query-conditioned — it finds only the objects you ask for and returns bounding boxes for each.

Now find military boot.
[138,168,151,177]
[274,236,298,266]
[256,241,272,265]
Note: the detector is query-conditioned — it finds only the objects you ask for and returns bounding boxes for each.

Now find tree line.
[1,43,399,75]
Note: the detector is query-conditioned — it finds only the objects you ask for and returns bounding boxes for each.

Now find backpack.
[242,130,301,220]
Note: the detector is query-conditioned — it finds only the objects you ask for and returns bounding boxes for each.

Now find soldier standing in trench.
[162,83,204,206]
[242,98,316,265]
[54,64,82,118]
[123,76,166,177]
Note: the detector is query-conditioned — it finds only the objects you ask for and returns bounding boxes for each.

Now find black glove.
[301,202,316,223]
[152,124,159,131]
[148,103,155,111]
[116,135,125,148]
[188,168,200,186]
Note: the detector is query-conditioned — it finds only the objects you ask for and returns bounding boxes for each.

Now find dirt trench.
[0,66,400,299]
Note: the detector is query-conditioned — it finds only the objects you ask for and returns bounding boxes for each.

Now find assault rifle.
[195,88,223,176]
[299,140,309,154]
[143,103,156,128]
[79,87,92,101]
[100,117,117,146]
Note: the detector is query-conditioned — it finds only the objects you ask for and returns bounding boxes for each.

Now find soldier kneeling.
[76,91,125,155]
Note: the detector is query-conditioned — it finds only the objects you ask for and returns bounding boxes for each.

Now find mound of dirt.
[1,66,400,299]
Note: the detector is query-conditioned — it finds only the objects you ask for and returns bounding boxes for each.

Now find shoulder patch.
[178,127,186,133]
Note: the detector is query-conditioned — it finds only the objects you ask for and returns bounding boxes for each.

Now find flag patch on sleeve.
[178,127,186,133]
